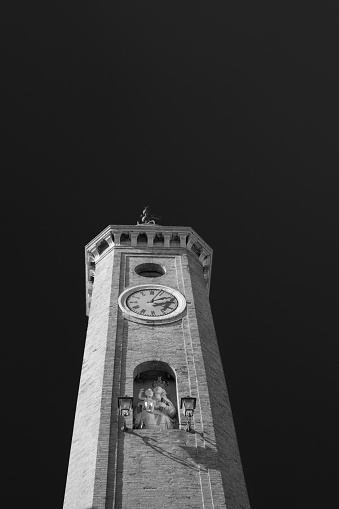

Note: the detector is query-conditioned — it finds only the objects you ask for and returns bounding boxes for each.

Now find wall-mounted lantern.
[118,396,133,431]
[180,396,197,432]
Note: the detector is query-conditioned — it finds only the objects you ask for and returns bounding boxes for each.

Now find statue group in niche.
[134,384,176,430]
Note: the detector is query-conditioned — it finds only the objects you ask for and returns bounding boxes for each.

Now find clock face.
[126,288,178,317]
[118,285,186,324]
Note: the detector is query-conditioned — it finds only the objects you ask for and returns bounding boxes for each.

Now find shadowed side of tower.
[184,251,250,507]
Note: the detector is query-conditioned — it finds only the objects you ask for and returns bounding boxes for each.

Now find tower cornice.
[85,225,213,315]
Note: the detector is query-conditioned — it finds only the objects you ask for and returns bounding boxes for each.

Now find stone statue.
[153,385,176,419]
[134,386,176,429]
[137,206,160,225]
[138,388,155,412]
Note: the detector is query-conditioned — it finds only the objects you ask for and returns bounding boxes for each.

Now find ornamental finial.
[137,205,161,225]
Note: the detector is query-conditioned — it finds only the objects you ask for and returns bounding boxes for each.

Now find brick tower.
[63,218,251,509]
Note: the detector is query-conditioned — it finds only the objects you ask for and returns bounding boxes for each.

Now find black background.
[2,1,339,508]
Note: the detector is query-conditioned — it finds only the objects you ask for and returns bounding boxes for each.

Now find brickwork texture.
[63,244,251,509]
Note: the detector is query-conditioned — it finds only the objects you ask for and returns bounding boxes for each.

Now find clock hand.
[151,296,172,302]
[149,290,164,303]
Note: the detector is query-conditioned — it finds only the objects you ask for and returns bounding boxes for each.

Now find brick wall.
[63,246,250,509]
[63,249,121,509]
[185,252,251,509]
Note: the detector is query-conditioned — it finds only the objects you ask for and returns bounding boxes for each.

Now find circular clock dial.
[126,288,178,317]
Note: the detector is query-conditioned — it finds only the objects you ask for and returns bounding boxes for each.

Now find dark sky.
[2,1,339,508]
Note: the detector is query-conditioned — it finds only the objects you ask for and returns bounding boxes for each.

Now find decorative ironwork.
[137,206,161,225]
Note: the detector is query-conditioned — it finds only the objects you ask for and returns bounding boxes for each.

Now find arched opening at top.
[191,242,202,256]
[137,232,148,244]
[120,232,130,245]
[153,233,164,245]
[170,233,180,247]
[97,239,109,254]
[133,361,178,430]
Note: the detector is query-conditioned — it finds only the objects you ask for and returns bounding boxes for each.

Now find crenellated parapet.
[85,225,213,315]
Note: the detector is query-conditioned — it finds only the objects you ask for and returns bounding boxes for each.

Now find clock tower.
[63,217,251,509]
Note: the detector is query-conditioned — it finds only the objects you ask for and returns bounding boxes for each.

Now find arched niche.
[133,360,178,429]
